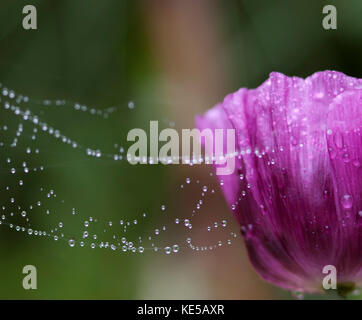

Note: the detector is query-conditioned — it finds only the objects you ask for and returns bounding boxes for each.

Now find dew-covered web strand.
[0,82,240,255]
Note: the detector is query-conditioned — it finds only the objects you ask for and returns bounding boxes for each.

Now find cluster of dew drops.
[0,82,240,255]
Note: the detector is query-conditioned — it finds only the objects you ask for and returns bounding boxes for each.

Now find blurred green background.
[0,0,361,299]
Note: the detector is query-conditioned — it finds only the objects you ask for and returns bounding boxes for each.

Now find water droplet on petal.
[341,194,353,209]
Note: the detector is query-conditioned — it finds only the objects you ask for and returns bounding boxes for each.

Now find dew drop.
[341,194,353,209]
